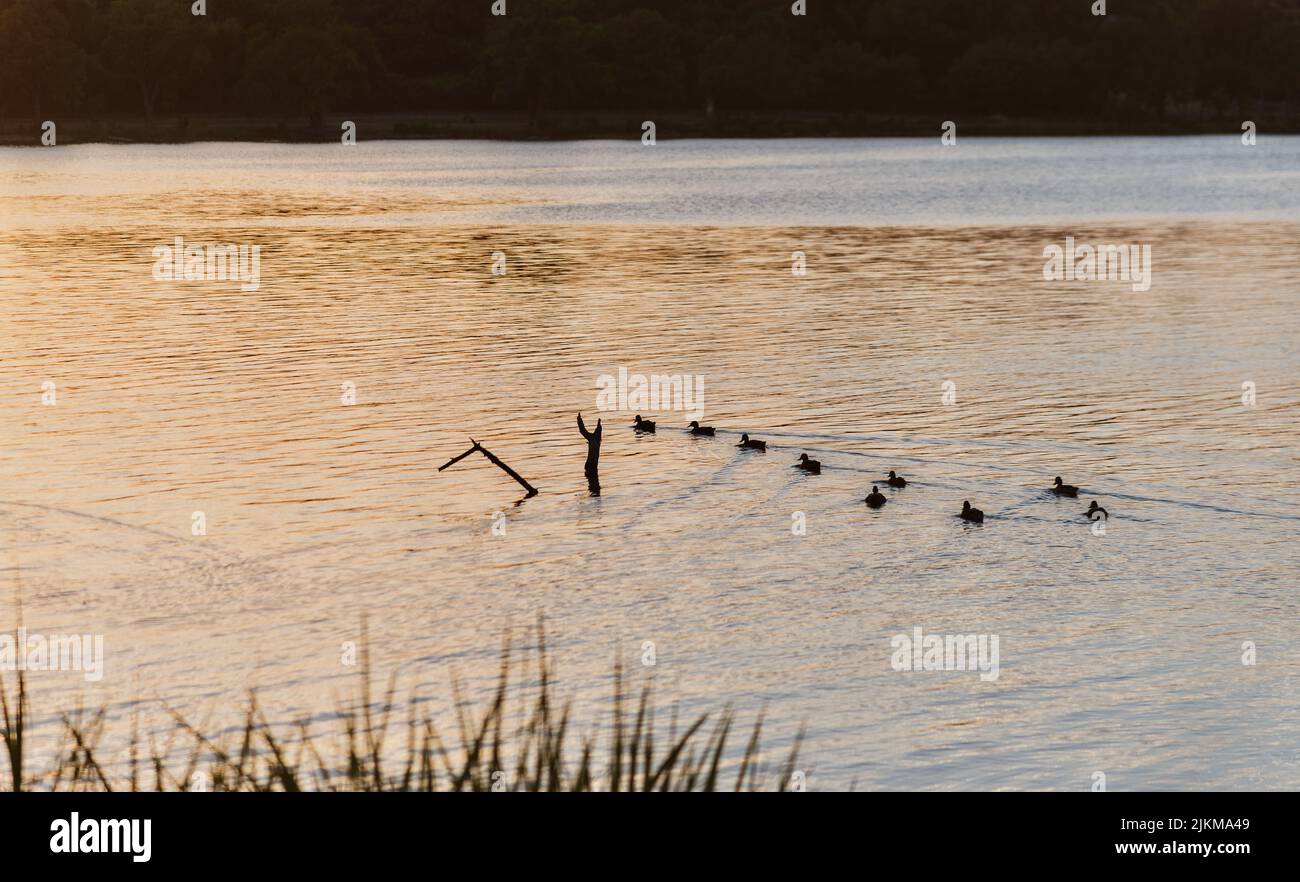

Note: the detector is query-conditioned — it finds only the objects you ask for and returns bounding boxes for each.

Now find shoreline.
[2,110,1289,146]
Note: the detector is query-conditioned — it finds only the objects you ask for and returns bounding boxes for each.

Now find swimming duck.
[864,486,887,508]
[632,414,656,433]
[959,501,984,523]
[737,433,766,451]
[1086,501,1109,520]
[794,453,821,475]
[886,470,907,488]
[686,421,715,436]
[1051,476,1079,497]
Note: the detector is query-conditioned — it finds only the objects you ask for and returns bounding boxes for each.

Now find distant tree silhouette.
[1,0,1297,126]
[239,0,372,127]
[102,0,199,120]
[0,0,87,120]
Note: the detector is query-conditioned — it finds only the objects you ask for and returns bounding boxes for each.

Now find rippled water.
[1,138,1298,789]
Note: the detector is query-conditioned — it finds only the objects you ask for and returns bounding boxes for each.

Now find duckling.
[1086,500,1109,520]
[886,470,907,488]
[958,501,984,523]
[864,486,887,508]
[1051,476,1079,497]
[737,433,766,451]
[631,414,656,433]
[794,453,821,475]
[686,420,715,437]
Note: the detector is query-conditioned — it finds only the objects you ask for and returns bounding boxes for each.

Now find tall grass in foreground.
[1,622,803,792]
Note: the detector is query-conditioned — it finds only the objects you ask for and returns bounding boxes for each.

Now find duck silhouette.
[864,486,887,508]
[886,470,907,488]
[737,433,766,451]
[959,501,984,523]
[1086,500,1109,520]
[686,420,715,436]
[794,453,821,475]
[1051,476,1079,497]
[632,414,656,433]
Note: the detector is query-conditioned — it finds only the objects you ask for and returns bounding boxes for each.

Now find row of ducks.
[632,416,1112,525]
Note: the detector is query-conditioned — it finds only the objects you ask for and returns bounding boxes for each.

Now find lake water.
[1,137,1298,790]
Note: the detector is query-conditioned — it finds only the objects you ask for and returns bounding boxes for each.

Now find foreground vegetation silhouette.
[0,621,803,792]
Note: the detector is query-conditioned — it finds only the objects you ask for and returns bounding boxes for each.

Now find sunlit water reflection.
[1,138,1298,789]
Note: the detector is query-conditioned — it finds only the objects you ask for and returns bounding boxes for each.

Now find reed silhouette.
[0,619,803,792]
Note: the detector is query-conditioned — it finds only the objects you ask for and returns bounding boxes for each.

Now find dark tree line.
[3,0,1298,124]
